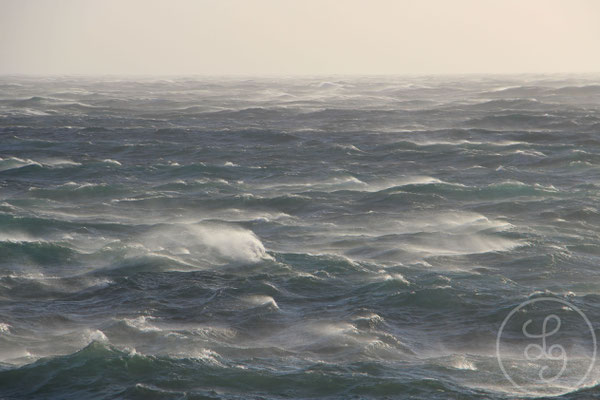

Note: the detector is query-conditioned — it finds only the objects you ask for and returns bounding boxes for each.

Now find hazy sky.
[1,0,600,75]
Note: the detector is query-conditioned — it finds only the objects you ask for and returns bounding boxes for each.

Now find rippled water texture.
[1,75,600,399]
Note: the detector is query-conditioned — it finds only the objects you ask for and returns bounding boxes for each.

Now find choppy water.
[1,75,600,399]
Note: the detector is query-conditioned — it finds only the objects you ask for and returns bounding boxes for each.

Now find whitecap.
[122,316,161,332]
[85,329,109,343]
[0,156,42,171]
[137,223,272,265]
[41,158,82,167]
[450,355,478,370]
[243,295,279,309]
[381,273,410,285]
[0,323,11,333]
[334,143,364,152]
[511,149,546,157]
[102,159,122,166]
[0,232,40,243]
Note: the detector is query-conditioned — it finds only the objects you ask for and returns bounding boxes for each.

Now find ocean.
[1,75,600,399]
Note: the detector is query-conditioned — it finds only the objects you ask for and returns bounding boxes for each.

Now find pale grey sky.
[1,0,600,75]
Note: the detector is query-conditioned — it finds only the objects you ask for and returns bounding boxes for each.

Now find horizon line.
[1,71,600,78]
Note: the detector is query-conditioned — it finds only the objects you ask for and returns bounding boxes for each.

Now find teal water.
[1,76,600,398]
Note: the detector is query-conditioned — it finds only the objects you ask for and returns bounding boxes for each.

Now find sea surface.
[1,75,600,399]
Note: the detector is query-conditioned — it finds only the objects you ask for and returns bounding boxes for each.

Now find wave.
[0,241,77,267]
[39,158,81,167]
[0,157,81,173]
[533,149,600,168]
[261,176,447,195]
[401,232,521,257]
[506,149,546,157]
[469,98,545,110]
[485,84,600,99]
[134,223,271,265]
[28,182,128,201]
[0,340,468,399]
[554,84,600,96]
[10,96,57,107]
[466,113,578,130]
[0,221,271,272]
[484,85,550,97]
[316,81,347,89]
[372,180,560,202]
[0,157,42,172]
[9,96,101,113]
[102,158,122,166]
[332,143,364,152]
[375,138,527,152]
[0,272,112,302]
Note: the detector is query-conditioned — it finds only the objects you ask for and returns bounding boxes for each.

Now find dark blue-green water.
[1,76,600,399]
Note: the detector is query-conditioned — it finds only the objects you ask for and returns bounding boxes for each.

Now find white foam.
[243,295,279,309]
[450,355,477,370]
[195,178,230,185]
[172,348,224,366]
[0,232,40,243]
[264,175,464,194]
[352,313,385,324]
[261,175,367,191]
[334,144,364,152]
[364,176,455,192]
[0,156,42,171]
[408,139,525,147]
[103,159,122,166]
[0,157,81,170]
[194,224,270,263]
[139,223,271,265]
[0,323,11,333]
[86,329,109,343]
[381,273,410,285]
[123,316,161,332]
[42,158,81,167]
[511,149,546,157]
[534,183,559,192]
